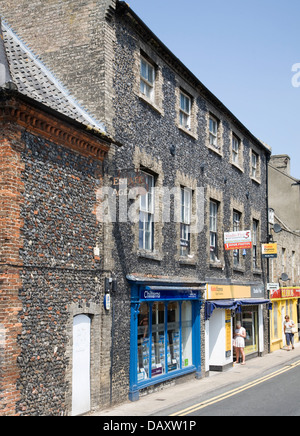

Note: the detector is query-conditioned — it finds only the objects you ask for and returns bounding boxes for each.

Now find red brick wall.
[0,122,24,415]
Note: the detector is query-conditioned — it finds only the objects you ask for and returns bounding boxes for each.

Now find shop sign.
[141,288,199,301]
[281,287,300,299]
[225,310,232,358]
[270,286,300,299]
[262,243,277,258]
[224,230,252,251]
[268,283,280,299]
[251,284,265,299]
[206,284,251,300]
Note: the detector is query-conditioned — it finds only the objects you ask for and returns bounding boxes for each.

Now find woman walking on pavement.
[284,315,296,351]
[234,321,246,365]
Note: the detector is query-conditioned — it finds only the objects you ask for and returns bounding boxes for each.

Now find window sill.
[178,256,197,266]
[138,94,163,115]
[137,250,163,262]
[206,143,223,157]
[231,162,244,173]
[178,125,198,140]
[209,260,224,269]
[250,176,261,185]
[233,265,245,273]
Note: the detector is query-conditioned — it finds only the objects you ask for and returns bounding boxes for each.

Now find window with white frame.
[210,200,218,262]
[292,251,295,282]
[180,187,192,256]
[252,219,259,269]
[139,172,155,251]
[140,57,155,101]
[209,116,219,148]
[233,210,241,266]
[251,150,259,179]
[232,134,241,165]
[179,91,191,130]
[281,247,286,274]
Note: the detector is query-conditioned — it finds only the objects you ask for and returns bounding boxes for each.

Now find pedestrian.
[234,321,246,365]
[284,315,296,351]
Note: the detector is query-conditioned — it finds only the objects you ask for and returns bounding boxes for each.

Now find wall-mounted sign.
[104,293,111,310]
[270,287,300,299]
[224,231,252,251]
[262,243,277,258]
[251,284,265,299]
[141,288,200,301]
[206,284,251,300]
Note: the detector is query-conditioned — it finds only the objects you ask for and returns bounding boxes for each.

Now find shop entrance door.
[297,302,300,339]
[242,309,258,354]
[234,306,258,356]
[281,306,286,347]
[72,315,91,416]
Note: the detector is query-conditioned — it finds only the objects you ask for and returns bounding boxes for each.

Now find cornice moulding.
[0,98,110,161]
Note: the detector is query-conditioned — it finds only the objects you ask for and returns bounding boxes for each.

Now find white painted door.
[72,315,91,416]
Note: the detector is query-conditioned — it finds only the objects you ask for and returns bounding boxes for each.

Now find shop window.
[137,301,193,383]
[137,303,150,381]
[181,301,193,367]
[151,302,165,378]
[167,302,180,372]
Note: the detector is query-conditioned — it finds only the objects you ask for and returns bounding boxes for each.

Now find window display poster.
[225,310,232,357]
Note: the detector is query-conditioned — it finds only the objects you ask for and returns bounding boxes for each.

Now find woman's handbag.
[291,326,298,334]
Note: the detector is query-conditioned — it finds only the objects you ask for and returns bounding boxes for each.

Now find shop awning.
[205,300,239,320]
[239,299,270,305]
[205,299,271,320]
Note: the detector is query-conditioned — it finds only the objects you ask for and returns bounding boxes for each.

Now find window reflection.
[137,300,194,383]
[151,302,165,377]
[137,303,149,381]
[167,302,180,372]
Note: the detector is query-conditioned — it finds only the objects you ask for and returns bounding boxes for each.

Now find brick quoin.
[0,120,24,416]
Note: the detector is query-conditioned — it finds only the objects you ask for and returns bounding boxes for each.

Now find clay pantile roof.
[0,19,107,135]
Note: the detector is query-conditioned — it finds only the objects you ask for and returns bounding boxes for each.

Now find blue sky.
[127,0,300,178]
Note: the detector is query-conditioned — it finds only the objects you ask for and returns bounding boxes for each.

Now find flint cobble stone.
[16,132,107,415]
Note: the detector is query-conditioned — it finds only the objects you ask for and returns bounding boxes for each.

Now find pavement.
[89,342,300,416]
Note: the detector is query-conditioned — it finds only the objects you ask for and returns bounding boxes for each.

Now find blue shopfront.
[128,277,203,401]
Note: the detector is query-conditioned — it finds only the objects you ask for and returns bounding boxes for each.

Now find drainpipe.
[266,154,271,354]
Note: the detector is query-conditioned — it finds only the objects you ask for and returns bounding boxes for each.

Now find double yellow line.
[171,359,300,416]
